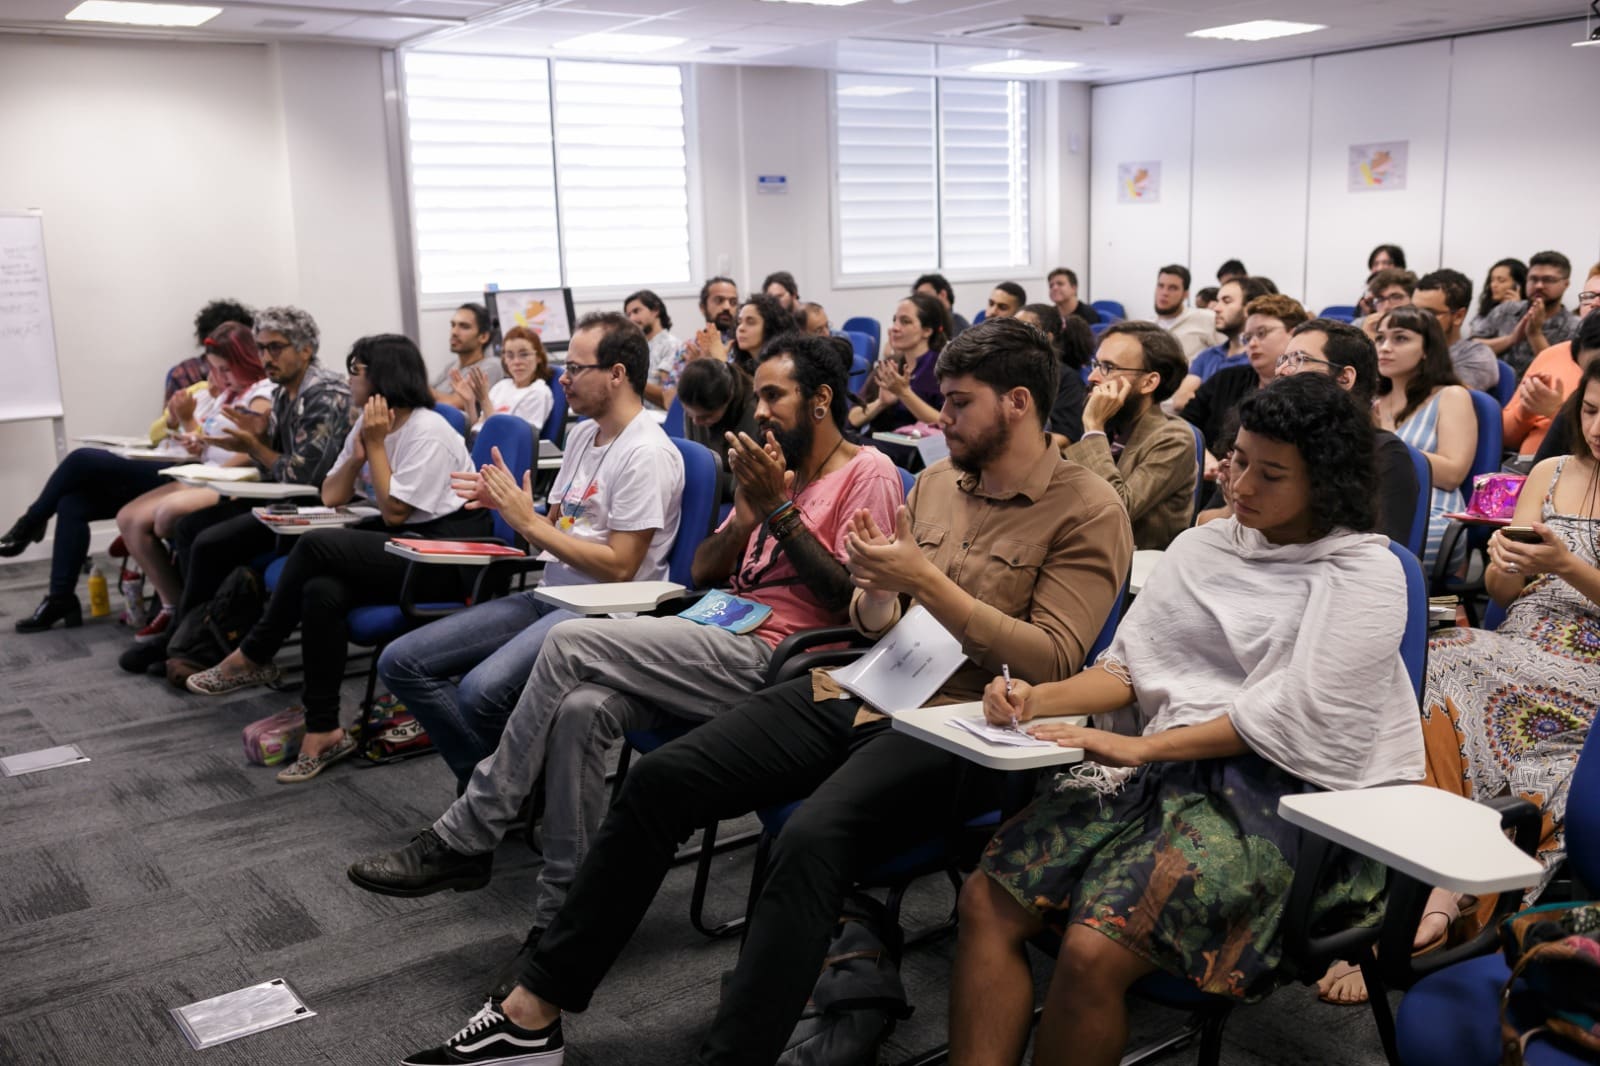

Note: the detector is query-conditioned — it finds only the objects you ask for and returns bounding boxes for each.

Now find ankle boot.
[16,594,82,633]
[0,515,47,558]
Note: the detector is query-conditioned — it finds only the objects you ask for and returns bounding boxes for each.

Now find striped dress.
[1394,391,1465,573]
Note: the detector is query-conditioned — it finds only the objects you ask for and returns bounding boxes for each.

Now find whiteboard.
[0,211,64,423]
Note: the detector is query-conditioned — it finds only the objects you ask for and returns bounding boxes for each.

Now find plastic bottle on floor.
[87,563,111,618]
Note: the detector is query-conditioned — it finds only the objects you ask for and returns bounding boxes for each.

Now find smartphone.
[266,503,299,515]
[1501,526,1542,544]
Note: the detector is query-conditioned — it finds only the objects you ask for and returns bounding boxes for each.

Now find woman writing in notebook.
[948,374,1426,1066]
[183,334,488,784]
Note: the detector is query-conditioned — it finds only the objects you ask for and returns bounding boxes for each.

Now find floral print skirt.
[978,754,1386,1001]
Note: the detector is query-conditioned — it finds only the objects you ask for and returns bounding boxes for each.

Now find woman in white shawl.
[948,373,1426,1066]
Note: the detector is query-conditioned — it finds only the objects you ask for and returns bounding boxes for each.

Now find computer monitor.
[485,286,577,354]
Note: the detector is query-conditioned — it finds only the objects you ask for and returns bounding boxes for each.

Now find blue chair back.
[843,330,871,364]
[1087,577,1129,664]
[849,354,872,397]
[972,309,986,325]
[1089,322,1111,337]
[1403,441,1432,561]
[1482,600,1507,631]
[436,402,467,436]
[1494,360,1516,407]
[473,414,536,544]
[543,374,568,446]
[1318,305,1359,323]
[1568,712,1600,893]
[1189,422,1206,518]
[1387,540,1428,702]
[896,466,915,499]
[1091,300,1126,322]
[667,438,719,589]
[841,317,880,361]
[1465,389,1504,485]
[663,397,685,439]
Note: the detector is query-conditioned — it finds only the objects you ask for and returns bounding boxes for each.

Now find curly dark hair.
[194,299,253,345]
[1236,372,1377,537]
[1374,305,1459,424]
[735,293,796,363]
[760,332,850,429]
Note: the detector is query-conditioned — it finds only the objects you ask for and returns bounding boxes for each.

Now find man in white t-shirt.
[373,312,682,788]
[624,288,681,410]
[350,334,904,998]
[1153,263,1222,360]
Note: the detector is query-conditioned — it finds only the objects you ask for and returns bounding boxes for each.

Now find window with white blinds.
[833,73,1032,279]
[403,53,693,297]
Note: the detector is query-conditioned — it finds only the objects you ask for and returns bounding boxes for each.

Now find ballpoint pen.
[1002,663,1017,731]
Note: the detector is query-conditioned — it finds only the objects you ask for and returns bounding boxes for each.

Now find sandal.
[275,734,357,784]
[1317,893,1463,1006]
[185,660,280,696]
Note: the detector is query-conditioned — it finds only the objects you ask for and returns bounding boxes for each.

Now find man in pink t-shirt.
[348,335,904,989]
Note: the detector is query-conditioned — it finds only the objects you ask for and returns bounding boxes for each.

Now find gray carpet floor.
[0,558,1399,1065]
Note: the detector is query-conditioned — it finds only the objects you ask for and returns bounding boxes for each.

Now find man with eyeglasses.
[1181,294,1308,471]
[1473,250,1579,377]
[1504,268,1600,457]
[1355,268,1417,340]
[1063,321,1197,549]
[1412,269,1499,392]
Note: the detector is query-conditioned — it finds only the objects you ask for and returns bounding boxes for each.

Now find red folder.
[394,539,524,557]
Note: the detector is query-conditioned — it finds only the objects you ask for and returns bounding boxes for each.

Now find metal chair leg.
[1361,958,1403,1066]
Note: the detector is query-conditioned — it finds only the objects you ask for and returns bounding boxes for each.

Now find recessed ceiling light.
[554,32,687,54]
[65,1,222,27]
[1187,19,1326,42]
[967,58,1082,74]
[761,0,871,7]
[837,84,916,97]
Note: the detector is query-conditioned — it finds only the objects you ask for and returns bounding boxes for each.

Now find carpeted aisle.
[0,559,1395,1065]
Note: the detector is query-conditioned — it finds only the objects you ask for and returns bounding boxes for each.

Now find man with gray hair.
[121,305,354,674]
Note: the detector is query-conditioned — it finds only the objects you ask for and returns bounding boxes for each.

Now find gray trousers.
[434,615,774,928]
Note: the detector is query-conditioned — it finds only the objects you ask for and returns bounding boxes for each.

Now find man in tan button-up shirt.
[484,318,1133,1066]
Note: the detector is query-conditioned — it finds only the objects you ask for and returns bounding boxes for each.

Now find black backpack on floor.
[165,566,266,687]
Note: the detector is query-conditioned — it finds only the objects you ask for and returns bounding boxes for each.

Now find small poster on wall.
[1116,161,1160,204]
[1348,141,1408,192]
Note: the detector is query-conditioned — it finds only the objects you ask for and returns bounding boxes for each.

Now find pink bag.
[1465,473,1526,520]
[242,708,306,766]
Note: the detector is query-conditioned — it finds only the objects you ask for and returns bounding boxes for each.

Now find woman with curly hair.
[949,373,1425,1066]
[691,292,793,378]
[1374,305,1476,573]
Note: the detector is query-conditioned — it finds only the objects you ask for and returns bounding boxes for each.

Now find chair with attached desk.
[1430,388,1506,623]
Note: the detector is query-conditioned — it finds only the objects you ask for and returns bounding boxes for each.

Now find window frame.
[399,51,706,311]
[827,71,1042,291]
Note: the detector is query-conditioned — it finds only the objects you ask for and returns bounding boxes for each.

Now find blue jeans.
[377,590,578,782]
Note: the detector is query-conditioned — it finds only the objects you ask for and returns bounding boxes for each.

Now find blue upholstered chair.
[1091,299,1127,321]
[435,402,468,436]
[662,397,685,440]
[1431,389,1507,622]
[841,316,880,361]
[1319,305,1359,323]
[1494,360,1518,407]
[1403,440,1433,562]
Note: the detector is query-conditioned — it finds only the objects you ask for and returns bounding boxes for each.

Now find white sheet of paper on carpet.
[0,743,90,777]
[169,978,316,1050]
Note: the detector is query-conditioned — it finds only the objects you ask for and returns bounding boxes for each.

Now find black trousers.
[173,501,267,621]
[21,447,171,597]
[238,510,489,732]
[519,677,999,1066]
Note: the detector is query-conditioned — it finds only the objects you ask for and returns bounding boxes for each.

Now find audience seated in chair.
[393,316,1132,1066]
[1048,266,1100,327]
[1015,303,1084,442]
[797,300,832,338]
[1152,263,1222,359]
[623,288,680,410]
[433,302,503,412]
[761,269,799,314]
[1375,306,1477,573]
[914,271,969,337]
[1505,280,1600,457]
[374,314,684,784]
[849,293,951,434]
[1413,269,1499,393]
[680,292,793,381]
[1353,266,1417,338]
[1170,275,1275,411]
[949,373,1423,1066]
[1063,320,1195,550]
[1473,250,1579,378]
[114,322,277,643]
[1182,293,1306,475]
[1467,257,1527,337]
[163,297,255,400]
[450,325,554,441]
[658,275,738,405]
[676,357,758,488]
[986,281,1026,320]
[1320,361,1600,1009]
[348,333,903,999]
[182,333,489,783]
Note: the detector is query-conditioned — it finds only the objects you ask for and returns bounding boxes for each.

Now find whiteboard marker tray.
[170,978,316,1050]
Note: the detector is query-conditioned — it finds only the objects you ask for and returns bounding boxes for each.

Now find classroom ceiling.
[1,0,1590,82]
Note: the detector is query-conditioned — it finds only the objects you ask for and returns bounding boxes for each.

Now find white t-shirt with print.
[332,405,473,524]
[541,409,684,587]
[480,377,554,436]
[646,330,682,407]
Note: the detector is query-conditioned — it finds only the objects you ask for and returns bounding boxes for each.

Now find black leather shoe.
[486,926,545,1003]
[16,594,82,633]
[0,515,46,558]
[119,635,170,675]
[347,827,492,897]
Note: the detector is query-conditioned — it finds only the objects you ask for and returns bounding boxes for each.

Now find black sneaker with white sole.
[401,1000,563,1065]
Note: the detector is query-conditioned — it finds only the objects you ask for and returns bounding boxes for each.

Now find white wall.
[1091,21,1600,319]
[0,34,400,562]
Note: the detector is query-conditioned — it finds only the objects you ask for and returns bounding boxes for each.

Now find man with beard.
[396,317,1131,1066]
[664,276,741,398]
[1472,249,1579,377]
[349,333,903,997]
[433,302,504,410]
[1152,263,1221,359]
[1169,274,1274,411]
[1064,321,1196,549]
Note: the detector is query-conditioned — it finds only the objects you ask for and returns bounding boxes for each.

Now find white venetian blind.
[403,53,560,295]
[551,61,692,288]
[834,73,938,276]
[939,78,1030,270]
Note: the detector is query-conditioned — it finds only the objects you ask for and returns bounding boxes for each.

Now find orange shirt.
[1502,342,1583,455]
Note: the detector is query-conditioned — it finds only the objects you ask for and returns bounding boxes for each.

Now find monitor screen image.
[486,286,577,353]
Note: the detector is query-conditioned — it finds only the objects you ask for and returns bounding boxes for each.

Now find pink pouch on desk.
[1465,473,1526,520]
